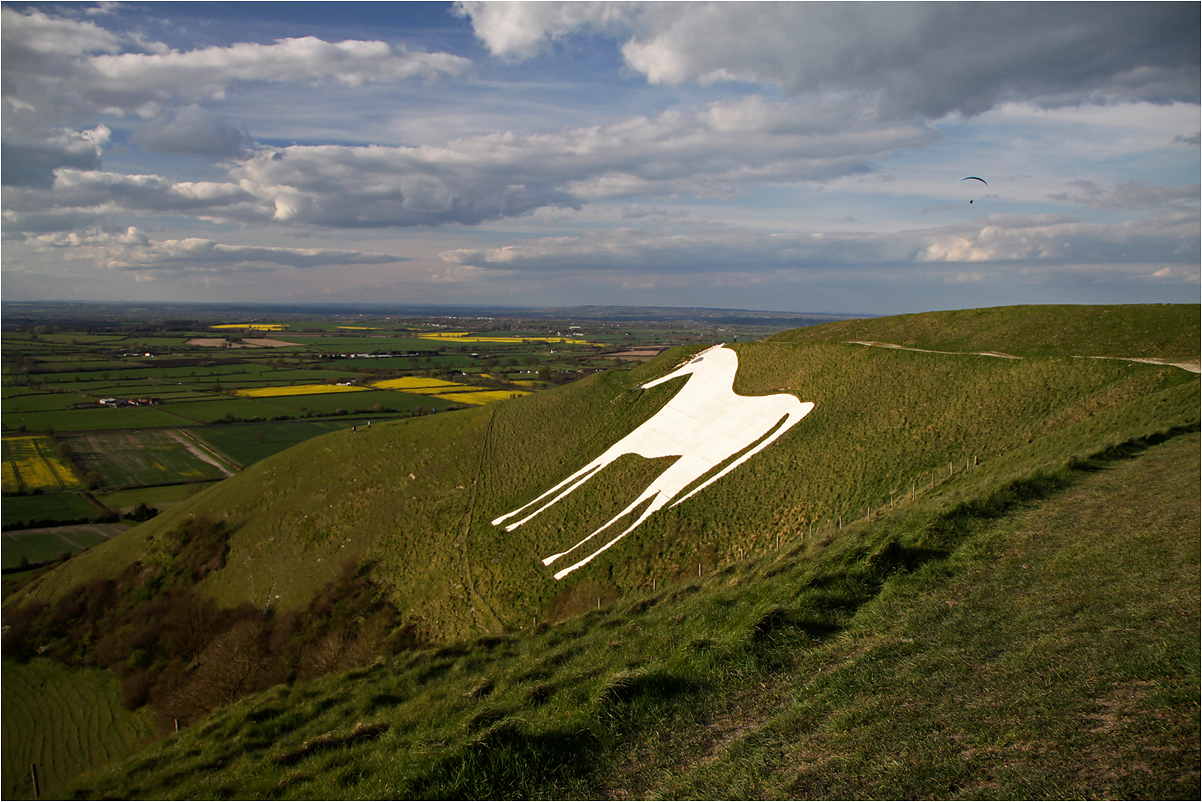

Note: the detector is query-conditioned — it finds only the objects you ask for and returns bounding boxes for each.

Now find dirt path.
[849,341,1200,374]
[169,430,238,475]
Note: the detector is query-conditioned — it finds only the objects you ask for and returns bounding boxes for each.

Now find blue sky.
[2,1,1198,315]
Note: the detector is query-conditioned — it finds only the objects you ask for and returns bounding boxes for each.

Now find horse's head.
[640,343,729,390]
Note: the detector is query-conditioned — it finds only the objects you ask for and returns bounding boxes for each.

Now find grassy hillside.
[770,303,1200,361]
[2,659,158,799]
[2,304,1197,798]
[64,429,1200,800]
[9,307,1197,643]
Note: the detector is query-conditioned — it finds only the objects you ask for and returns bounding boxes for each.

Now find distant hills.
[1,300,863,329]
[3,303,1197,799]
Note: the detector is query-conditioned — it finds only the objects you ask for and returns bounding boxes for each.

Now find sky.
[2,1,1199,316]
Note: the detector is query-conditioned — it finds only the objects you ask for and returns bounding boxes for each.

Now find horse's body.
[492,344,814,580]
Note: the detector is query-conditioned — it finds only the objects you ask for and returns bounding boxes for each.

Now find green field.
[191,419,392,467]
[260,388,451,414]
[149,398,293,423]
[98,482,218,513]
[62,430,233,489]
[1,659,158,799]
[1,392,97,412]
[2,523,124,568]
[1,493,100,528]
[4,406,189,432]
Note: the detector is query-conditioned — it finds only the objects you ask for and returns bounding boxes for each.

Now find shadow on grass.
[407,722,598,800]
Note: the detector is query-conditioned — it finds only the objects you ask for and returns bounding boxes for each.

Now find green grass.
[62,430,232,489]
[191,419,393,467]
[98,482,218,512]
[12,310,1198,639]
[4,304,1197,799]
[63,432,1199,799]
[772,303,1200,360]
[2,524,123,568]
[4,406,188,432]
[2,659,159,800]
[1,392,98,412]
[258,389,448,414]
[151,397,294,423]
[1,493,99,527]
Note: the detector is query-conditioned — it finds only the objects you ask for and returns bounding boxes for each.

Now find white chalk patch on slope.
[493,344,814,580]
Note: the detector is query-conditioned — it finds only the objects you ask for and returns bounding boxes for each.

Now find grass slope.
[771,303,1200,360]
[7,306,1198,642]
[2,659,158,800]
[3,304,1198,798]
[66,430,1199,799]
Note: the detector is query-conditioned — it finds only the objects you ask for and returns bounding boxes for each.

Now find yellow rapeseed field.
[235,384,367,398]
[440,390,530,405]
[370,377,529,405]
[371,377,463,392]
[414,331,595,345]
[210,323,288,331]
[2,435,84,493]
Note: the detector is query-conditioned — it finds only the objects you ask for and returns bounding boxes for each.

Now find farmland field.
[99,481,218,512]
[1,435,84,493]
[1,392,97,412]
[372,376,467,391]
[4,406,188,432]
[1,493,100,528]
[152,398,293,423]
[63,430,234,489]
[262,388,450,414]
[1,659,158,799]
[235,383,367,397]
[2,523,124,568]
[191,419,385,466]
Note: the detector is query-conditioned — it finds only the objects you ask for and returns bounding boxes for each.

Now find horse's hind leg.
[491,458,608,530]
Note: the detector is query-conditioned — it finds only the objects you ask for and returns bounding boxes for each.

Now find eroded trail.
[849,340,1201,374]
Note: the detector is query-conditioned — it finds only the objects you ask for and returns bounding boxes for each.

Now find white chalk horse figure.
[492,344,815,580]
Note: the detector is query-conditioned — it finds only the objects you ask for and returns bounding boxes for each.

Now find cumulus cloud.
[27,227,405,273]
[439,213,1200,274]
[224,96,935,227]
[459,1,1200,117]
[80,36,474,111]
[4,96,936,233]
[0,6,474,189]
[130,104,251,157]
[1,8,474,114]
[1,124,110,187]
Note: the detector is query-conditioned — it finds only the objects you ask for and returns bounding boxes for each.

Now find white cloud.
[1048,180,1200,211]
[81,37,474,110]
[1,125,111,188]
[1,8,474,114]
[459,1,1200,117]
[27,227,405,273]
[0,6,475,183]
[439,213,1200,275]
[4,96,937,233]
[130,104,250,157]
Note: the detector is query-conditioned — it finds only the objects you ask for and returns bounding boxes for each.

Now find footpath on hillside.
[848,340,1202,374]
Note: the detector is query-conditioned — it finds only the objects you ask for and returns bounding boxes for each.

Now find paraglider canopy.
[959,176,987,203]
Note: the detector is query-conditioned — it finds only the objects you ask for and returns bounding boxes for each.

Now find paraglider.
[960,176,987,204]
